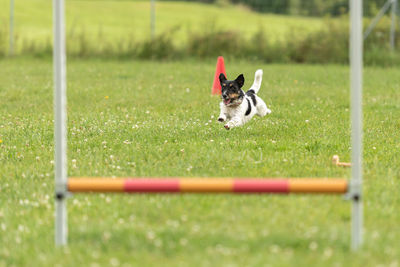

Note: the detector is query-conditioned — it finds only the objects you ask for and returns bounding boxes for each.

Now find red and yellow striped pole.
[68,178,348,194]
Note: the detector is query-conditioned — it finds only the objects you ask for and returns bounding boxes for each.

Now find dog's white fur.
[218,69,271,129]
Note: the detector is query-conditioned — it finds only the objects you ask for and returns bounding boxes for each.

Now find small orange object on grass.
[332,155,352,167]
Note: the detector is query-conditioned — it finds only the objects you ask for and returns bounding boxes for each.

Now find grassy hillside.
[0,57,399,266]
[0,0,323,50]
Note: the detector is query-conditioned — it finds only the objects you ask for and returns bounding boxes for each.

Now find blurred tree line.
[159,0,388,16]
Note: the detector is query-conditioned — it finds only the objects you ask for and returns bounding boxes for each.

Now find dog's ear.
[219,73,227,84]
[235,74,244,88]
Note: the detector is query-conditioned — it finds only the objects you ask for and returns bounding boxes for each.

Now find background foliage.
[0,0,399,64]
[158,0,388,16]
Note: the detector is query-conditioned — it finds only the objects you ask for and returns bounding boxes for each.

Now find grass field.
[1,57,400,266]
[0,0,324,52]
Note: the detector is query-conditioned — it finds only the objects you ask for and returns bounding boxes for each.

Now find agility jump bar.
[68,178,348,194]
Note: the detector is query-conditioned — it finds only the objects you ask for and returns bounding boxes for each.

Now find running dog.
[218,69,271,130]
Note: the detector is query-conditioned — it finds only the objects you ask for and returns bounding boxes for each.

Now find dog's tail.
[248,69,263,94]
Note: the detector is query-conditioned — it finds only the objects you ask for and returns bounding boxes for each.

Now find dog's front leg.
[218,102,228,122]
[224,116,244,130]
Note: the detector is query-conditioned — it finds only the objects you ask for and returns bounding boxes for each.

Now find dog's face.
[219,73,245,106]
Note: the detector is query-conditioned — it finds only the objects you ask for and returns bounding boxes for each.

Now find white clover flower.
[309,241,318,251]
[146,231,155,240]
[179,238,188,246]
[109,258,119,267]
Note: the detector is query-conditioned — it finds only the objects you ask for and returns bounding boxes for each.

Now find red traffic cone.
[211,56,226,95]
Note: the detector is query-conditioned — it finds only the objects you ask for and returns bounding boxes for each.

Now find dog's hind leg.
[256,97,271,117]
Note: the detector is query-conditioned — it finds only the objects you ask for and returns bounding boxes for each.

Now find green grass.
[0,0,324,52]
[0,57,400,266]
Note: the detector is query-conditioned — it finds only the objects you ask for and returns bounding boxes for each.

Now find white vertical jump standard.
[53,0,363,249]
[350,0,363,250]
[53,0,68,246]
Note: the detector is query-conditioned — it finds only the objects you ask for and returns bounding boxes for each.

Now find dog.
[217,69,271,130]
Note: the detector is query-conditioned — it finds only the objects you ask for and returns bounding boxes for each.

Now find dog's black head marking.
[219,73,245,106]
